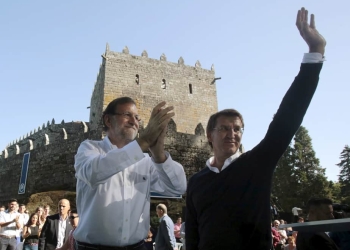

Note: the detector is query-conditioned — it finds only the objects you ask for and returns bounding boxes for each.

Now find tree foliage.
[272,126,331,212]
[337,145,350,203]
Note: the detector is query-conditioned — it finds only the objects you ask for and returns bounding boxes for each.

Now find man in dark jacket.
[39,199,73,250]
[186,7,327,250]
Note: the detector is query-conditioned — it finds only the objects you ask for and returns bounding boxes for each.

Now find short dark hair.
[306,198,333,212]
[8,198,18,204]
[206,109,244,148]
[102,97,136,131]
[70,209,78,214]
[19,204,25,207]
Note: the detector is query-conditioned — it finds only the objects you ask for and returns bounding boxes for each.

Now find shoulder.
[46,214,59,221]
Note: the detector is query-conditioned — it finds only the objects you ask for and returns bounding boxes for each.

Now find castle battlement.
[103,44,215,73]
[1,119,89,160]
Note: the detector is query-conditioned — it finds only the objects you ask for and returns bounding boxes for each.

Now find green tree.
[328,181,342,203]
[272,144,298,211]
[337,145,350,203]
[292,126,331,204]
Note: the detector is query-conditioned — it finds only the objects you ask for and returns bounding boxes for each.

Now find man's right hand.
[137,101,174,151]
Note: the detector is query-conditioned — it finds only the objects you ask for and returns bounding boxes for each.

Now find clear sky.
[1,1,348,181]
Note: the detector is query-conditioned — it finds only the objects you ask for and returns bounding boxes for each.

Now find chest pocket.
[127,171,150,200]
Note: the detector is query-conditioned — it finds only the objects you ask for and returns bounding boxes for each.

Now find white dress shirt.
[57,216,67,248]
[206,52,325,173]
[73,136,187,247]
[0,211,19,236]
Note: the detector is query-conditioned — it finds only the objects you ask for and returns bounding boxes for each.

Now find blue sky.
[1,1,348,181]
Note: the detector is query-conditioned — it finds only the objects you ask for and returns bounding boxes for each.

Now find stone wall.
[0,118,212,205]
[0,121,90,204]
[89,45,218,136]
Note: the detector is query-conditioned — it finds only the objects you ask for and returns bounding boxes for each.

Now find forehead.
[115,102,138,112]
[59,200,69,206]
[215,116,243,126]
[320,204,333,212]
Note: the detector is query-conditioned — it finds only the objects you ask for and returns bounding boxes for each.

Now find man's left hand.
[296,7,326,55]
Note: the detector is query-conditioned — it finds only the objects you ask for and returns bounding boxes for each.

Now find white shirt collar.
[206,150,241,173]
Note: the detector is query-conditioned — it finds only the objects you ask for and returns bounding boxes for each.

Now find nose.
[128,115,139,127]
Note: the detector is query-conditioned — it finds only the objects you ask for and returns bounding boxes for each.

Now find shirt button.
[124,237,126,240]
[125,219,128,222]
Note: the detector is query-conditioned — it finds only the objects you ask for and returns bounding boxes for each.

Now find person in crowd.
[174,217,182,243]
[56,210,79,250]
[22,213,41,250]
[0,199,20,250]
[39,199,72,250]
[74,97,186,250]
[292,207,303,223]
[144,227,155,250]
[185,7,327,250]
[18,204,29,244]
[43,206,50,220]
[35,207,45,230]
[155,204,176,250]
[296,198,339,250]
[329,211,350,250]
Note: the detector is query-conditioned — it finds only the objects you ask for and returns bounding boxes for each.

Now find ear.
[103,114,112,129]
[207,131,213,143]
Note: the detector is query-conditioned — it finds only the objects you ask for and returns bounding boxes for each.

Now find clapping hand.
[296,7,326,55]
[137,102,174,156]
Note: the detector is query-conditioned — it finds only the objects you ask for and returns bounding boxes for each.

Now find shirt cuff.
[302,53,325,63]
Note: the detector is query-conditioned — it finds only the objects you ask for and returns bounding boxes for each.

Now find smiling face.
[207,116,243,160]
[104,102,140,147]
[31,214,38,225]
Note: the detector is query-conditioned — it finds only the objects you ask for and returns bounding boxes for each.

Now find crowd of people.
[2,6,349,250]
[0,199,79,250]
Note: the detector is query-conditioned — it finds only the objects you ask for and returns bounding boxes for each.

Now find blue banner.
[18,152,30,194]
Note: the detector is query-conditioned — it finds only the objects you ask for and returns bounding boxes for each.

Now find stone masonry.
[89,44,218,137]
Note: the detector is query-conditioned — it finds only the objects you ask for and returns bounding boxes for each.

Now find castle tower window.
[135,74,140,85]
[161,79,166,89]
[189,84,193,94]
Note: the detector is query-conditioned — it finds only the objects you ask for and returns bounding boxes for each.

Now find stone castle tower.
[89,44,218,137]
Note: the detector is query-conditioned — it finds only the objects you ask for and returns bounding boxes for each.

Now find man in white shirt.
[292,207,303,222]
[0,199,21,250]
[74,97,187,250]
[16,204,29,245]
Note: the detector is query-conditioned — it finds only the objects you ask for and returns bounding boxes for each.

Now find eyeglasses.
[111,112,141,122]
[69,215,79,220]
[213,125,244,134]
